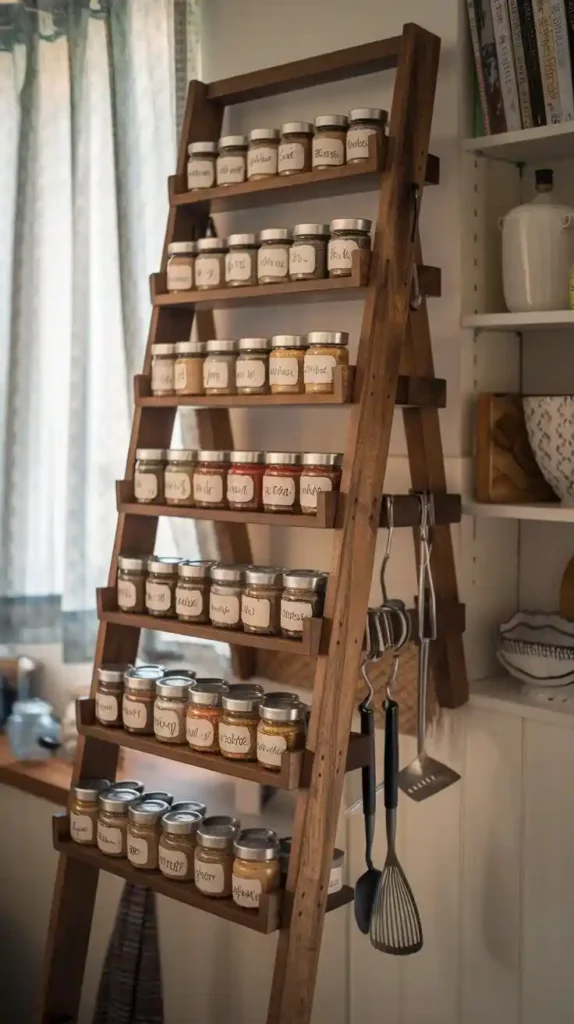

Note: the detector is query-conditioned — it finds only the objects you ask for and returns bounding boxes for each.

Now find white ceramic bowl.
[522,395,574,504]
[497,611,574,686]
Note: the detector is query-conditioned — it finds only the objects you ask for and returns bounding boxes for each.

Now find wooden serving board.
[475,393,556,503]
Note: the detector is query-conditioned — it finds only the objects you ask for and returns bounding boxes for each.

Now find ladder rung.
[379,493,461,527]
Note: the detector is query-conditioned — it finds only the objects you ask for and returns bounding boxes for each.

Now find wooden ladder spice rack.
[38,23,467,1024]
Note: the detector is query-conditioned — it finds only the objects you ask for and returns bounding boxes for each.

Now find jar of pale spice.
[134,449,165,504]
[159,809,203,881]
[164,449,198,507]
[193,450,229,509]
[232,830,281,908]
[300,452,343,515]
[150,343,175,395]
[117,555,147,614]
[247,128,280,180]
[175,559,214,624]
[154,676,192,744]
[145,791,174,805]
[312,114,348,169]
[195,815,241,897]
[146,556,181,618]
[95,664,129,727]
[278,121,313,175]
[328,218,372,278]
[127,798,170,870]
[289,224,330,281]
[242,566,284,635]
[269,335,307,394]
[203,339,237,395]
[219,684,265,761]
[122,665,163,735]
[174,340,206,396]
[235,338,270,394]
[304,332,349,394]
[209,564,245,630]
[263,453,302,513]
[97,789,139,858]
[281,570,327,638]
[227,451,265,510]
[257,228,292,284]
[166,241,195,292]
[70,778,110,846]
[346,108,387,163]
[225,233,258,287]
[257,696,306,770]
[187,140,218,190]
[195,237,227,290]
[216,135,248,186]
[186,678,230,753]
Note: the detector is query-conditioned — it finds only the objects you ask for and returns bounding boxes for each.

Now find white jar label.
[247,146,278,178]
[151,360,174,392]
[203,360,229,390]
[176,586,203,618]
[210,593,240,626]
[257,730,287,767]
[304,354,337,385]
[195,860,225,894]
[263,474,296,507]
[346,126,377,161]
[70,813,93,843]
[154,707,181,740]
[167,262,193,292]
[328,238,359,273]
[159,845,188,878]
[232,874,263,908]
[117,579,137,609]
[127,836,148,866]
[328,863,344,894]
[174,362,187,391]
[312,137,344,167]
[280,599,313,632]
[194,473,224,504]
[195,257,221,288]
[257,246,289,279]
[300,475,333,510]
[96,693,119,723]
[241,594,270,629]
[225,251,252,283]
[216,154,245,185]
[227,474,255,504]
[219,721,252,755]
[269,357,299,386]
[289,244,316,276]
[97,823,123,855]
[187,158,215,189]
[146,579,173,614]
[278,141,304,173]
[165,469,192,501]
[122,697,148,729]
[236,358,266,389]
[186,716,215,748]
[134,472,158,501]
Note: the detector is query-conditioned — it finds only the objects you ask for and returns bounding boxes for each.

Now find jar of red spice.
[262,453,302,513]
[227,451,265,511]
[193,451,229,509]
[299,452,343,515]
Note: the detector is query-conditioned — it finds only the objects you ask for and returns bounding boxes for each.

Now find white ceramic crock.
[500,190,574,312]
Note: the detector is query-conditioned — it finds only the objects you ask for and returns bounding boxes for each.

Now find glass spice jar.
[289,223,330,281]
[269,335,307,394]
[209,564,245,630]
[150,343,176,395]
[70,778,110,845]
[109,779,146,795]
[328,218,372,278]
[346,107,387,163]
[281,570,327,638]
[278,121,313,176]
[186,678,229,753]
[187,140,218,190]
[95,665,129,727]
[127,798,171,869]
[134,449,165,504]
[312,114,349,169]
[227,451,265,510]
[175,559,214,624]
[242,566,284,635]
[232,830,281,908]
[174,340,206,396]
[225,233,259,287]
[304,332,349,394]
[154,676,192,744]
[203,339,237,395]
[299,452,343,515]
[247,128,280,180]
[257,228,292,284]
[193,450,230,509]
[122,665,163,735]
[195,237,227,290]
[159,810,203,881]
[117,556,147,614]
[166,241,195,292]
[257,696,306,770]
[97,789,139,857]
[219,685,265,761]
[170,800,206,816]
[164,449,198,507]
[145,556,181,618]
[195,815,241,897]
[216,135,248,186]
[235,337,270,394]
[263,453,302,513]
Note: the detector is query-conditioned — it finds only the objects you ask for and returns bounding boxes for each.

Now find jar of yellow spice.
[269,335,307,394]
[186,678,229,753]
[232,828,281,909]
[195,815,241,898]
[159,809,203,881]
[97,789,140,858]
[257,694,306,770]
[304,331,349,394]
[69,778,110,846]
[219,684,265,761]
[127,798,171,870]
[164,450,198,508]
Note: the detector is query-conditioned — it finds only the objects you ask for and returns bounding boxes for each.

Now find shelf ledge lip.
[471,677,574,730]
[463,499,569,523]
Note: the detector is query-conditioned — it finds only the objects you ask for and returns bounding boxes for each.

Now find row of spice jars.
[134,449,343,514]
[186,109,387,189]
[165,219,372,293]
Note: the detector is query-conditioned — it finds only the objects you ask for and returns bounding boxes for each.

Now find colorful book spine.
[491,0,522,129]
[534,0,563,122]
[467,0,492,133]
[508,0,534,126]
[475,0,507,131]
[549,0,574,118]
[519,0,547,124]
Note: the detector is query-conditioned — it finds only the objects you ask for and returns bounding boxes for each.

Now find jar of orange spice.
[186,678,230,753]
[269,335,307,394]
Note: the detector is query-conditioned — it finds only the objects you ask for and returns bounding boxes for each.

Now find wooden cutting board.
[475,393,556,503]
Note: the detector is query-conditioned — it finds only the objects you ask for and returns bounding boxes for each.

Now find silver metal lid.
[178,559,216,580]
[219,134,248,149]
[233,829,280,862]
[156,676,194,699]
[129,798,171,824]
[264,452,302,465]
[136,448,166,461]
[161,809,203,835]
[189,679,230,706]
[229,451,265,465]
[99,790,140,813]
[97,665,130,686]
[300,452,343,467]
[227,233,258,247]
[110,780,145,794]
[271,335,306,349]
[125,665,164,682]
[196,237,227,253]
[151,343,176,355]
[259,696,306,723]
[147,556,181,576]
[205,339,237,354]
[188,141,218,155]
[124,665,163,692]
[314,114,349,129]
[197,814,241,849]
[348,107,386,123]
[282,569,328,591]
[292,223,330,238]
[197,450,230,464]
[306,331,349,348]
[330,218,372,233]
[279,837,344,869]
[210,563,246,583]
[118,555,147,572]
[245,566,284,586]
[249,127,280,142]
[170,800,206,816]
[175,341,207,355]
[168,241,195,255]
[165,449,199,464]
[72,778,111,802]
[237,337,271,352]
[144,791,173,804]
[281,121,313,135]
[258,228,293,243]
[222,683,265,714]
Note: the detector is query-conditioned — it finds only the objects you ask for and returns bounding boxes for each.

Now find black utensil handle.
[384,698,399,811]
[359,705,376,817]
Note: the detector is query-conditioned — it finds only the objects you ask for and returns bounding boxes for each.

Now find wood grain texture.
[475,393,556,503]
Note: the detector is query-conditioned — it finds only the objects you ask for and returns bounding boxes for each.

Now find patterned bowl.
[522,395,574,504]
[497,611,574,686]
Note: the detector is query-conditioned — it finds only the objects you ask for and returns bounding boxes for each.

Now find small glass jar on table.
[97,789,139,857]
[195,815,241,897]
[193,450,229,508]
[127,798,171,869]
[164,449,198,507]
[299,452,343,515]
[219,684,265,761]
[174,340,206,396]
[216,134,248,186]
[186,678,229,753]
[278,121,313,176]
[209,564,245,630]
[117,555,147,614]
[225,233,259,287]
[312,114,348,169]
[145,556,181,618]
[289,223,330,281]
[227,450,265,510]
[257,695,306,770]
[235,337,270,394]
[269,335,307,394]
[280,569,328,639]
[328,218,372,278]
[257,228,292,284]
[166,241,195,292]
[346,107,387,163]
[187,140,218,190]
[122,665,163,735]
[95,665,129,727]
[232,829,281,908]
[263,453,302,513]
[304,332,349,394]
[154,676,193,744]
[70,778,110,845]
[247,128,280,180]
[195,237,227,290]
[203,339,237,395]
[159,809,203,881]
[134,448,165,504]
[175,559,214,624]
[242,566,283,635]
[150,343,176,395]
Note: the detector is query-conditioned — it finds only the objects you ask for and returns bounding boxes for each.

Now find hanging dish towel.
[93,883,163,1024]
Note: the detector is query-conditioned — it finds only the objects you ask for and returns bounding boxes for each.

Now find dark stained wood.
[379,492,461,527]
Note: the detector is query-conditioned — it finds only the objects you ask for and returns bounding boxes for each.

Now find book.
[467,0,492,133]
[491,0,522,129]
[518,0,547,124]
[534,0,563,122]
[508,0,534,126]
[549,1,574,118]
[475,0,507,131]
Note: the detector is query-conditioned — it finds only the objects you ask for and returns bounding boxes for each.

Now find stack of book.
[467,0,574,134]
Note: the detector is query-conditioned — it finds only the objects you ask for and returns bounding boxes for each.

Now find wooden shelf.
[462,311,574,332]
[463,121,574,164]
[463,499,568,523]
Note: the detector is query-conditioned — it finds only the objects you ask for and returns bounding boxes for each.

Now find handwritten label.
[195,860,225,894]
[96,693,119,723]
[174,362,188,391]
[134,471,158,501]
[166,261,193,292]
[300,474,333,511]
[312,137,344,167]
[263,474,296,507]
[154,707,181,740]
[195,256,221,288]
[278,141,304,173]
[269,357,299,386]
[236,358,266,389]
[304,354,337,385]
[176,586,203,618]
[187,157,215,189]
[289,244,316,276]
[247,146,278,178]
[210,593,240,626]
[70,813,94,843]
[346,126,377,161]
[97,823,123,855]
[187,717,215,748]
[146,579,173,614]
[227,474,255,504]
[151,360,174,392]
[257,246,289,280]
[232,875,262,908]
[219,721,252,756]
[193,473,223,505]
[328,238,359,273]
[165,469,192,501]
[203,360,229,390]
[159,844,188,878]
[122,697,148,730]
[226,251,253,284]
[329,864,344,894]
[241,594,270,630]
[127,836,148,866]
[117,579,137,610]
[257,730,287,767]
[280,599,313,633]
[216,154,245,185]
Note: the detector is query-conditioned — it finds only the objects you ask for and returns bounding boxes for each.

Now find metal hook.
[410,184,423,311]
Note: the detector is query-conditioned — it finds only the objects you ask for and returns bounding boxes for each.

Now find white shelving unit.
[462,310,574,332]
[463,501,573,523]
[471,676,574,728]
[463,121,574,164]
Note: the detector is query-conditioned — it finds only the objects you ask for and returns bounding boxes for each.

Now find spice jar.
[117,556,147,614]
[95,665,129,727]
[304,332,349,394]
[328,218,372,278]
[346,108,386,163]
[166,241,195,292]
[263,453,302,513]
[232,829,281,908]
[176,559,214,624]
[219,684,265,761]
[203,339,237,395]
[122,665,163,734]
[279,838,344,894]
[193,450,230,509]
[257,228,292,284]
[299,452,343,515]
[195,238,227,290]
[235,338,270,394]
[109,780,146,795]
[97,789,139,857]
[312,114,348,169]
[134,449,165,504]
[195,815,240,897]
[209,564,245,630]
[227,451,265,510]
[247,128,280,180]
[164,449,198,507]
[186,678,229,753]
[257,696,306,769]
[145,556,180,618]
[127,798,171,869]
[159,810,203,880]
[269,335,307,394]
[154,676,192,744]
[170,800,206,816]
[225,233,259,287]
[289,223,330,281]
[281,570,327,638]
[216,134,248,186]
[278,121,313,176]
[174,341,206,396]
[150,343,175,395]
[70,779,110,845]
[187,140,218,190]
[242,567,283,635]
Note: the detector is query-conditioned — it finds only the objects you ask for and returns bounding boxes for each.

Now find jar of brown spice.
[242,566,284,635]
[216,135,248,186]
[299,452,343,515]
[154,676,191,744]
[328,218,372,278]
[247,128,279,180]
[97,790,139,857]
[164,449,198,507]
[70,778,110,845]
[346,108,387,163]
[195,237,227,290]
[225,233,259,287]
[257,228,292,284]
[232,830,281,908]
[278,121,313,175]
[257,695,306,770]
[146,556,181,618]
[175,559,214,624]
[281,570,327,638]
[235,338,270,394]
[304,332,349,393]
[219,684,265,761]
[209,564,245,630]
[195,815,241,897]
[269,335,307,394]
[312,114,348,169]
[122,665,163,735]
[159,810,203,881]
[289,224,330,281]
[127,798,171,869]
[186,678,230,753]
[117,555,147,614]
[227,451,265,510]
[193,450,230,508]
[187,140,218,190]
[174,340,206,396]
[95,664,129,727]
[203,340,237,395]
[134,449,165,504]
